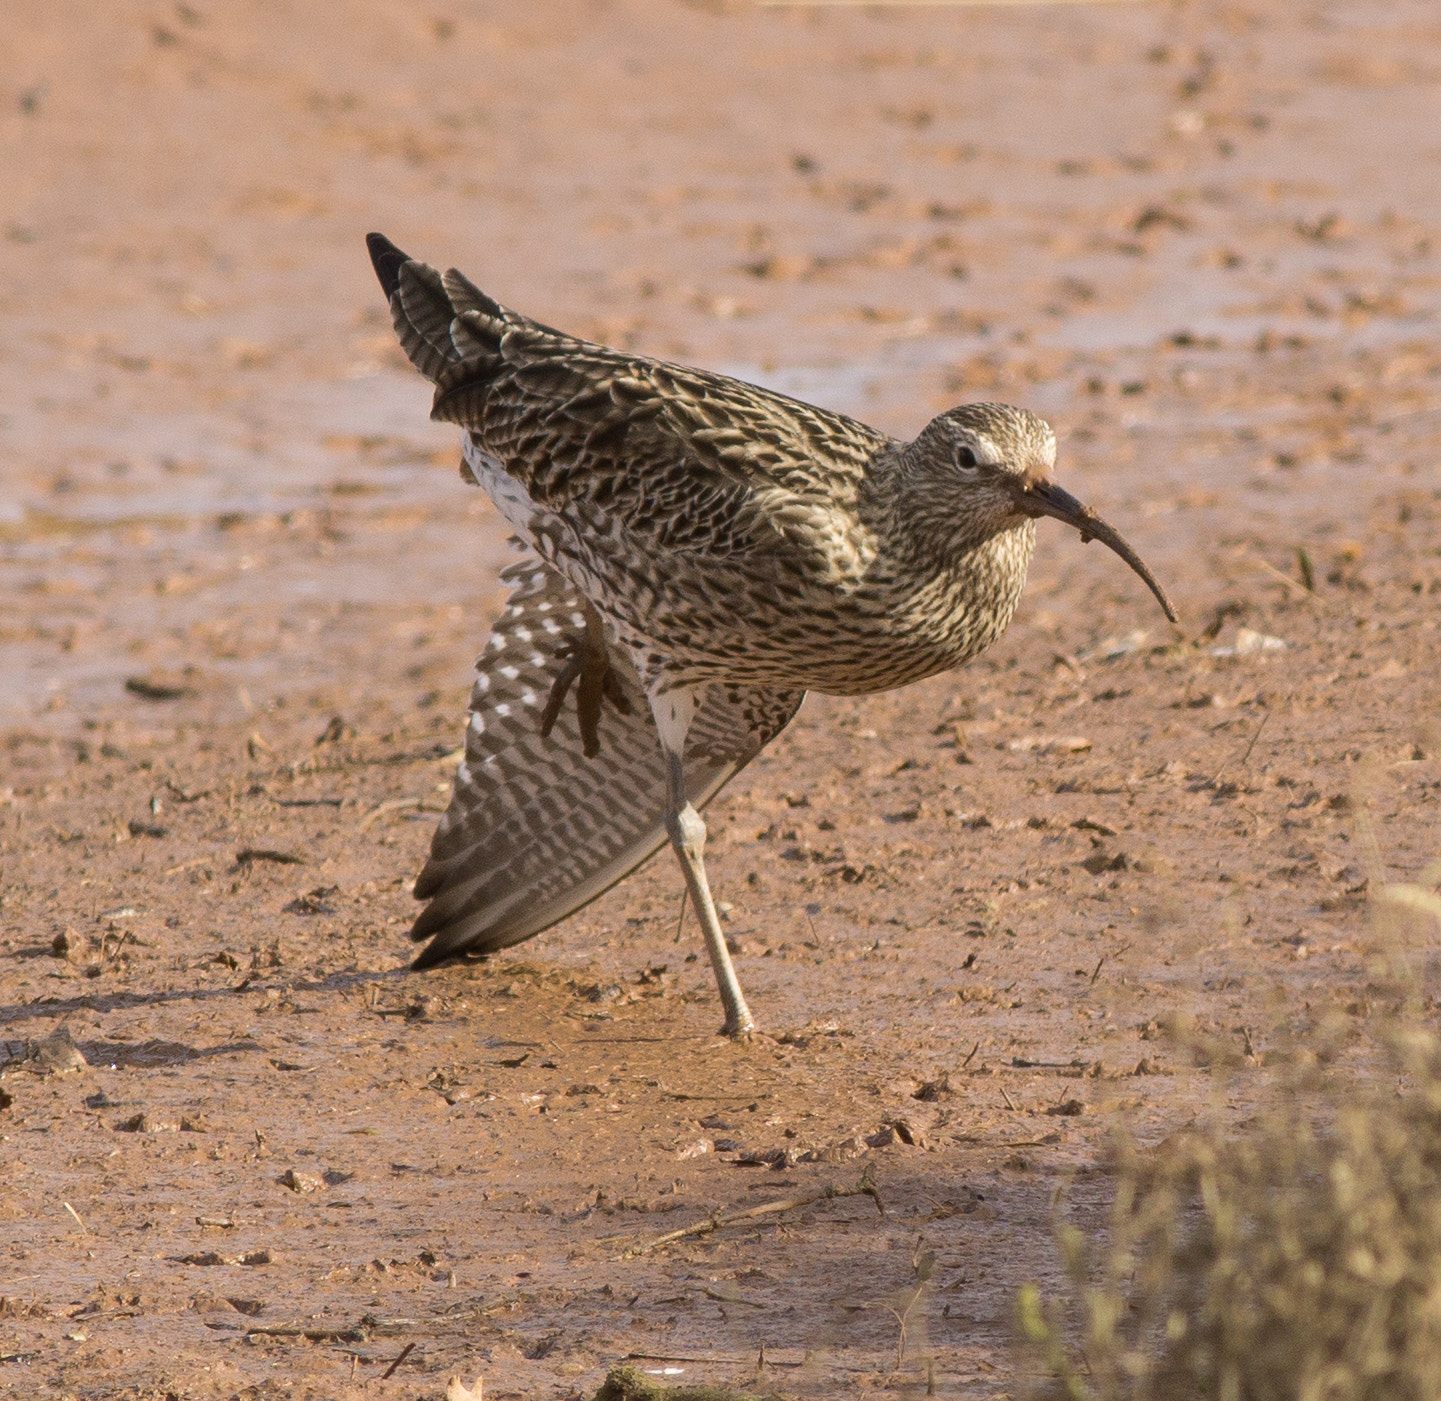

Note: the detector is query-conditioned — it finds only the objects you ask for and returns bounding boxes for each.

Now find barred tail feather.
[409,556,802,968]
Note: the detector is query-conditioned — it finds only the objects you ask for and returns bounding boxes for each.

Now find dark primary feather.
[365,232,407,301]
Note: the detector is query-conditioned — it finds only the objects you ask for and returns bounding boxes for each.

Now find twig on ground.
[381,1342,416,1380]
[1246,551,1324,605]
[163,856,214,875]
[622,1352,785,1366]
[703,1286,765,1308]
[619,1170,883,1257]
[1237,710,1271,770]
[358,797,423,831]
[234,847,305,868]
[1205,709,1270,789]
[1092,942,1131,984]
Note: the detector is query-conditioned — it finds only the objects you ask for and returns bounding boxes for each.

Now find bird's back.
[374,236,892,568]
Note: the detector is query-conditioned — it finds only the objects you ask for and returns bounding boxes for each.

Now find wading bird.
[367,233,1175,1037]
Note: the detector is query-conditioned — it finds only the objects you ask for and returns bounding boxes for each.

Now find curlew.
[366,233,1175,1037]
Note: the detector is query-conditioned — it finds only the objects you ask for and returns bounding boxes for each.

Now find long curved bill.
[1014,478,1178,623]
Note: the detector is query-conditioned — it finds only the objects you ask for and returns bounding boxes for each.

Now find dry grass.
[1020,868,1441,1401]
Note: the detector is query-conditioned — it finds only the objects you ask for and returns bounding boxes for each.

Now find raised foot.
[537,602,632,758]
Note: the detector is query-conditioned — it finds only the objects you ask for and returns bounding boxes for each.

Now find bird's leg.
[650,686,756,1039]
[539,597,632,758]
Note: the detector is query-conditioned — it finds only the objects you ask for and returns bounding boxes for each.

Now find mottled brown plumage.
[367,233,1175,1033]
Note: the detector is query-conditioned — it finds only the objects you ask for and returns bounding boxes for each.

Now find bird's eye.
[956,446,978,469]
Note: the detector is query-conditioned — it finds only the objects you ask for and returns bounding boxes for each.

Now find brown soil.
[2,2,1439,1397]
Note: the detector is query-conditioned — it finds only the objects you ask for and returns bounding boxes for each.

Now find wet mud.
[2,2,1440,1396]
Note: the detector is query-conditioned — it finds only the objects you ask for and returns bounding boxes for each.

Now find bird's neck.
[857,453,1037,668]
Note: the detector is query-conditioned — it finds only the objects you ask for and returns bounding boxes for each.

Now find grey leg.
[650,686,756,1038]
[664,751,755,1037]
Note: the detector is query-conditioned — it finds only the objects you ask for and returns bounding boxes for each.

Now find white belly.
[462,434,540,542]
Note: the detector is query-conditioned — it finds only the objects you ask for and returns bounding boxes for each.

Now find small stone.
[278,1168,324,1193]
[1212,627,1286,657]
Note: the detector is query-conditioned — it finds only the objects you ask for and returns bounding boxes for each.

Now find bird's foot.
[538,606,632,758]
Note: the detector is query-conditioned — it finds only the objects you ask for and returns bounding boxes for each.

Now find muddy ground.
[2,1,1440,1397]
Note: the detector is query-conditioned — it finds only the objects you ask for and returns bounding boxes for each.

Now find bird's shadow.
[0,965,411,1033]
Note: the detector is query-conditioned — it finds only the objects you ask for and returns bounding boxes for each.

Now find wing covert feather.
[379,246,891,573]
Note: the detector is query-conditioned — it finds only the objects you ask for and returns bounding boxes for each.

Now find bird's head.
[907,402,1177,623]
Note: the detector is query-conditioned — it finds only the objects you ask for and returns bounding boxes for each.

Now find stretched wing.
[410,555,803,966]
[367,233,890,575]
